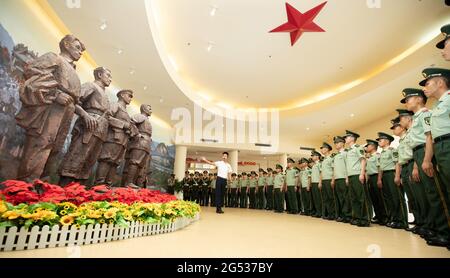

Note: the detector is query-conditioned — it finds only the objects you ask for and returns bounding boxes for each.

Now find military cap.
[400,88,427,104]
[251,171,256,175]
[344,130,360,139]
[267,168,273,172]
[419,68,450,86]
[311,150,322,157]
[287,158,295,163]
[376,132,395,142]
[238,174,242,177]
[436,24,450,49]
[214,173,217,176]
[366,139,378,147]
[241,172,247,176]
[258,168,265,172]
[299,158,309,164]
[390,117,401,130]
[185,171,189,174]
[203,170,208,174]
[308,158,314,163]
[116,89,133,99]
[396,109,414,117]
[208,173,213,176]
[189,173,194,176]
[275,164,283,170]
[333,136,345,144]
[321,142,333,151]
[231,173,237,177]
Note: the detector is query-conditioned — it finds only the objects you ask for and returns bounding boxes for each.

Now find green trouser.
[286,186,298,213]
[266,186,274,210]
[256,186,265,209]
[311,183,322,216]
[382,171,408,225]
[321,180,336,218]
[335,179,351,220]
[401,162,419,225]
[348,175,371,224]
[249,188,256,209]
[285,192,289,211]
[434,139,450,211]
[367,174,387,223]
[239,188,248,208]
[274,188,284,212]
[210,188,215,206]
[414,148,450,238]
[296,189,302,212]
[230,188,237,207]
[406,161,429,229]
[301,187,311,214]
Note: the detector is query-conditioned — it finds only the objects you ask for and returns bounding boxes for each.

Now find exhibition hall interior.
[0,0,449,258]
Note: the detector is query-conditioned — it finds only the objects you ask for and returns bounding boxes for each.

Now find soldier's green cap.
[311,150,322,157]
[276,164,283,170]
[308,158,314,163]
[396,109,414,117]
[390,116,401,130]
[344,130,360,139]
[400,88,427,104]
[436,24,450,49]
[287,158,295,163]
[258,168,264,172]
[267,168,273,172]
[247,173,251,177]
[209,173,213,176]
[299,158,309,164]
[238,174,242,177]
[366,139,378,147]
[203,170,208,174]
[376,132,395,142]
[333,136,345,144]
[189,173,194,176]
[231,173,237,177]
[419,68,450,86]
[241,172,247,175]
[320,142,333,151]
[251,171,256,175]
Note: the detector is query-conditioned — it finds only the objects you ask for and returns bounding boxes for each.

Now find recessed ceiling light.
[350,113,355,117]
[143,86,148,90]
[159,97,164,103]
[100,21,107,30]
[117,49,123,55]
[129,69,135,75]
[210,6,217,16]
[306,127,310,131]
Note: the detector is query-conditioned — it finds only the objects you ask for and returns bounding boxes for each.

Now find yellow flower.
[108,219,114,224]
[123,212,133,221]
[2,210,21,220]
[87,211,102,219]
[60,210,67,216]
[99,219,105,224]
[60,215,74,226]
[0,201,6,214]
[104,209,117,219]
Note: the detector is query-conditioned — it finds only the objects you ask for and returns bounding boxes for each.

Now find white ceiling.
[47,0,450,153]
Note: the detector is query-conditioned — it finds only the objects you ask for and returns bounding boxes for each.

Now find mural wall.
[0,23,175,192]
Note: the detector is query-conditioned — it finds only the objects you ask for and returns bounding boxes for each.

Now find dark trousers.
[382,171,407,225]
[249,188,256,209]
[434,139,450,212]
[311,183,322,216]
[239,188,248,208]
[400,162,419,225]
[266,186,274,210]
[296,189,302,213]
[321,180,336,218]
[335,178,351,220]
[274,188,284,212]
[406,161,429,228]
[301,187,311,214]
[256,186,265,209]
[286,186,298,213]
[210,188,215,206]
[367,174,388,223]
[348,175,371,224]
[215,177,227,210]
[413,148,450,238]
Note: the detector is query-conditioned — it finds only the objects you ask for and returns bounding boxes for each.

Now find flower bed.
[0,180,201,252]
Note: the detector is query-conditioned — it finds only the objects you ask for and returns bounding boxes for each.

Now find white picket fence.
[0,213,200,252]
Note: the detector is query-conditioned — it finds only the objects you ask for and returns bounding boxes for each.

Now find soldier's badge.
[359,149,365,155]
[393,152,399,158]
[424,117,431,125]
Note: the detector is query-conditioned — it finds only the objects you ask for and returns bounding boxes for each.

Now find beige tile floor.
[1,207,449,258]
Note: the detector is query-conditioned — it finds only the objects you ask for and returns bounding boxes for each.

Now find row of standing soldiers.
[14,35,153,187]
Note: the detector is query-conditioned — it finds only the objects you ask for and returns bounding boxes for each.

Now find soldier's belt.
[434,133,450,143]
[412,144,425,152]
[382,170,395,174]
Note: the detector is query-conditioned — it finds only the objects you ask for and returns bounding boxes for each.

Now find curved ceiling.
[149,0,448,110]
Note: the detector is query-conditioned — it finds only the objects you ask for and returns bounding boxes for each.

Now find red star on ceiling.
[269,2,327,46]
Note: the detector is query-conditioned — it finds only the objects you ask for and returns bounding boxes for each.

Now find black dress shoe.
[371,218,379,224]
[216,209,224,214]
[405,226,416,232]
[350,220,360,226]
[426,236,450,247]
[420,230,436,239]
[336,217,344,222]
[357,221,370,227]
[392,223,408,229]
[386,222,394,228]
[342,218,351,223]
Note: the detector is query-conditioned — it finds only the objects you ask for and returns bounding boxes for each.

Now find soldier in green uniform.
[320,143,337,220]
[299,158,312,216]
[210,173,217,207]
[397,109,429,235]
[402,88,450,247]
[343,130,371,227]
[265,168,274,210]
[228,173,238,208]
[273,164,285,213]
[310,151,322,218]
[201,171,209,206]
[192,172,200,204]
[285,158,299,214]
[365,139,387,225]
[377,132,407,229]
[256,169,266,210]
[239,172,248,208]
[436,24,450,61]
[236,174,242,208]
[332,136,351,223]
[421,68,450,210]
[248,171,257,209]
[182,171,190,201]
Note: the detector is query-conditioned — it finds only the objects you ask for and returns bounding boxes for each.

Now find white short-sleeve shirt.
[214,161,232,179]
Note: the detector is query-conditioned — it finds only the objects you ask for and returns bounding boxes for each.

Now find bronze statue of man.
[122,104,152,187]
[15,35,85,182]
[59,67,113,186]
[95,89,137,185]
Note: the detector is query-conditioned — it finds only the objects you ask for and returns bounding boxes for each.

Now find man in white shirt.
[202,152,233,214]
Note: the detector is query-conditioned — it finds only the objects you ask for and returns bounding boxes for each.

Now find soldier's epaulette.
[355,144,360,147]
[344,148,350,152]
[331,153,337,158]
